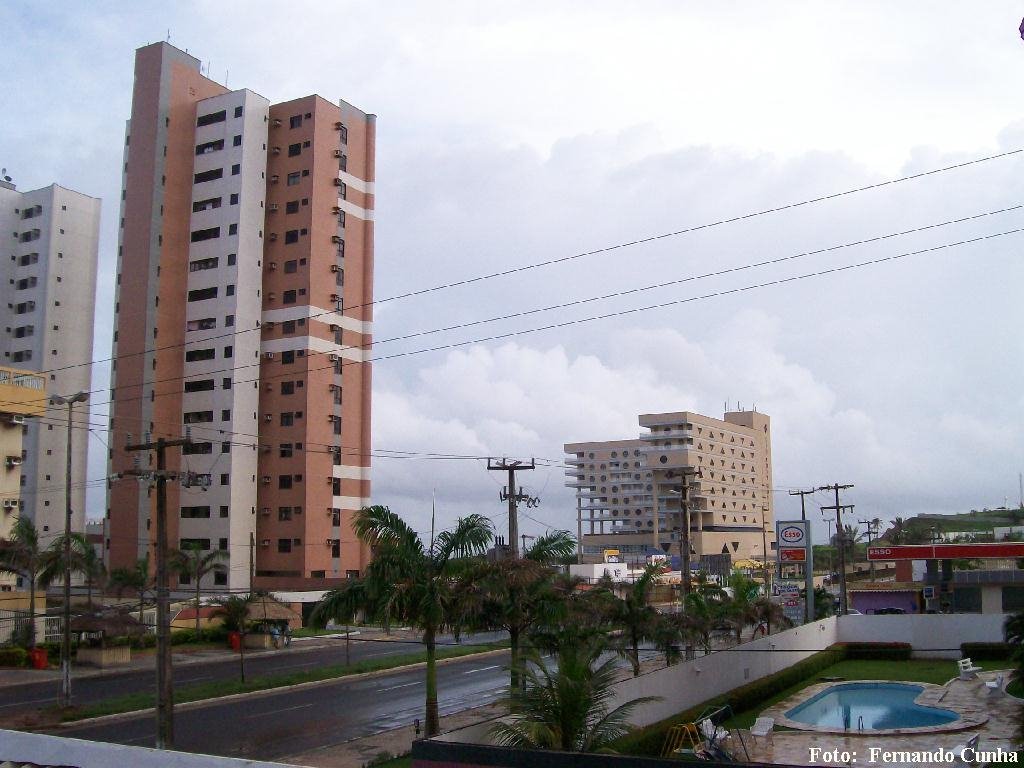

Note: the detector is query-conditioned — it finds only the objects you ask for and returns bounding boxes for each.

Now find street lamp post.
[51,391,88,709]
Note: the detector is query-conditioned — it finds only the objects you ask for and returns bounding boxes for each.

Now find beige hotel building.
[565,409,774,566]
[106,42,373,592]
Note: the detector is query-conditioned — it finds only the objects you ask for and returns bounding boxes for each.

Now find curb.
[55,647,509,730]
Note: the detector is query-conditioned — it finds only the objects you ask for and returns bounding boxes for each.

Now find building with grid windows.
[106,42,374,592]
[0,179,99,547]
[565,409,774,567]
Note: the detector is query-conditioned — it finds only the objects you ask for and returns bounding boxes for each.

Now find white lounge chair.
[985,673,1005,696]
[952,734,980,766]
[750,716,774,745]
[957,658,982,680]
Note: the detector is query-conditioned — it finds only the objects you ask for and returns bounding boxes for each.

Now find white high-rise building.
[0,177,100,544]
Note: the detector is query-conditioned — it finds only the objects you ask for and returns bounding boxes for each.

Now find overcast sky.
[3,1,1024,545]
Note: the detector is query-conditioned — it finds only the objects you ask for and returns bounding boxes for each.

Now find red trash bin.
[28,647,48,669]
[228,631,241,652]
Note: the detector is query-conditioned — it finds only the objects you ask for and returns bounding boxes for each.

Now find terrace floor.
[727,670,1020,767]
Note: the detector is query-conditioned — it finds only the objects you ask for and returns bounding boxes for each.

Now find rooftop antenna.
[166,29,170,42]
[1,168,10,183]
[225,69,229,88]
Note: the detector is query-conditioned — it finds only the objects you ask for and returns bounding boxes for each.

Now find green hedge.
[0,647,27,667]
[832,642,912,660]
[961,642,1014,661]
[613,647,845,756]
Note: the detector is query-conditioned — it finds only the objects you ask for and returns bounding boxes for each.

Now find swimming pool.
[784,683,959,731]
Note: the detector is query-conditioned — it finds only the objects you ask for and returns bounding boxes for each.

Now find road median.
[53,642,509,727]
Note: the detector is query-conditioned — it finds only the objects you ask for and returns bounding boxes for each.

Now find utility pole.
[487,458,536,558]
[789,489,814,521]
[249,532,255,588]
[51,391,88,710]
[818,482,855,615]
[124,433,194,750]
[789,489,816,624]
[858,518,879,582]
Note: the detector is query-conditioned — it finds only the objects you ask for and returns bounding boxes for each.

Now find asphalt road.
[0,631,505,713]
[49,644,660,759]
[53,650,515,759]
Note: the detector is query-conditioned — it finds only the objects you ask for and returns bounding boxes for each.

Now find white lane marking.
[462,665,501,675]
[183,675,212,682]
[377,681,420,692]
[246,702,315,718]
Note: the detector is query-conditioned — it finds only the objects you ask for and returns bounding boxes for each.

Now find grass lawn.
[59,641,508,722]
[371,757,411,768]
[721,658,1009,731]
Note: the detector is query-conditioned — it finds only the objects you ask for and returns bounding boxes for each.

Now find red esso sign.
[780,526,804,544]
[871,548,893,556]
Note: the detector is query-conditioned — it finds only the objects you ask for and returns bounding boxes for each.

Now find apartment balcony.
[639,428,693,441]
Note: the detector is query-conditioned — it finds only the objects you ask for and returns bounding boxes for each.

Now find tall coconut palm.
[679,591,720,654]
[171,544,228,638]
[606,563,662,677]
[467,530,575,692]
[315,505,492,737]
[0,517,49,648]
[212,593,253,683]
[490,636,659,752]
[109,555,153,626]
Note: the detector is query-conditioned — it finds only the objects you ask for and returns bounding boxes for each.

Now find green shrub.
[961,642,1014,661]
[171,629,196,645]
[833,642,912,660]
[613,648,845,756]
[0,646,27,667]
[201,625,228,643]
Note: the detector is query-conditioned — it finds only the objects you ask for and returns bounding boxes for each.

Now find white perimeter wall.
[836,613,1007,659]
[436,613,1011,744]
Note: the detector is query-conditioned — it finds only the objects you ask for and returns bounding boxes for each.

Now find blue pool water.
[785,683,959,730]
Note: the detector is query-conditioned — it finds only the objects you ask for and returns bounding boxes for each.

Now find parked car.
[873,607,906,615]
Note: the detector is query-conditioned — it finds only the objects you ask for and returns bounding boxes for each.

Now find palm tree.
[651,613,682,666]
[108,555,153,626]
[490,637,659,752]
[606,563,662,676]
[212,594,253,683]
[315,505,492,737]
[885,517,906,545]
[752,596,786,636]
[0,517,49,648]
[722,571,760,644]
[171,544,228,639]
[310,577,366,666]
[38,532,106,609]
[467,530,575,691]
[679,591,721,654]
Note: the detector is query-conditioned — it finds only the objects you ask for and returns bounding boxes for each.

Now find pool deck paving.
[732,670,1021,767]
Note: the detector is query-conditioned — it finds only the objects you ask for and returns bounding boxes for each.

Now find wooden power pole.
[124,433,194,750]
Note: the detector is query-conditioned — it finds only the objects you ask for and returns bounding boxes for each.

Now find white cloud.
[0,2,1016,533]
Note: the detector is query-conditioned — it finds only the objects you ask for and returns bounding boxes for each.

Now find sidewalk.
[281,701,507,768]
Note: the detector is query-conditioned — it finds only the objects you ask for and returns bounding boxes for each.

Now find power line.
[18,146,1024,382]
[5,211,1018,427]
